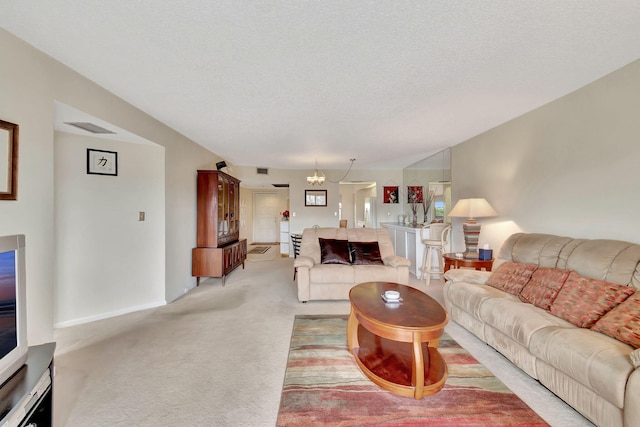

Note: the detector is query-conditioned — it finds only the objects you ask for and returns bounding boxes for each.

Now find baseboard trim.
[54,300,167,329]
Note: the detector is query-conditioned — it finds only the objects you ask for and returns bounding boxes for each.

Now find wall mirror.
[0,120,19,200]
[403,148,451,224]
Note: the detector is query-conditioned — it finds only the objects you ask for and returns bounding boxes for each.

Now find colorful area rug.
[276,315,548,427]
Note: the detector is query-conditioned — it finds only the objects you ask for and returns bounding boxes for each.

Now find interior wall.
[339,186,355,226]
[338,183,372,228]
[54,132,165,326]
[0,29,220,342]
[239,187,252,242]
[233,166,405,235]
[292,169,404,233]
[355,185,376,226]
[451,59,640,253]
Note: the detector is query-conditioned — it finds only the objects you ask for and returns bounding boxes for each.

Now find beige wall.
[54,132,165,327]
[0,29,220,342]
[451,59,640,253]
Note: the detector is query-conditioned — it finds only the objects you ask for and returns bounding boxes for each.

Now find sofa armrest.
[443,269,491,285]
[631,349,640,369]
[384,255,411,268]
[625,365,640,426]
[294,256,314,269]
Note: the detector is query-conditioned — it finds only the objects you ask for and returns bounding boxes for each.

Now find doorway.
[339,182,377,228]
[253,192,280,243]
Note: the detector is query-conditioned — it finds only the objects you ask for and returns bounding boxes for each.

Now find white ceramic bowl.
[384,290,400,300]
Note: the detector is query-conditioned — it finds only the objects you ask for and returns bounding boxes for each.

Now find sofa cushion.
[479,296,575,347]
[309,263,355,283]
[349,241,383,265]
[519,267,571,310]
[444,268,491,285]
[354,265,401,284]
[444,281,509,320]
[550,271,635,328]
[530,326,635,408]
[319,238,351,265]
[486,262,537,296]
[592,291,640,348]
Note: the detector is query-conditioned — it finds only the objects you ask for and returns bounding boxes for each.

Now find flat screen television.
[0,235,27,387]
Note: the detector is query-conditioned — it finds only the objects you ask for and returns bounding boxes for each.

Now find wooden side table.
[443,253,493,273]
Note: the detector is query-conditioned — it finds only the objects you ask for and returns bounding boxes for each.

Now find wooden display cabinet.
[192,170,247,285]
[196,170,240,248]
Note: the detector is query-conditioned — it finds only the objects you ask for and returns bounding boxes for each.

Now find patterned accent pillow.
[486,262,537,296]
[592,291,640,348]
[519,267,571,310]
[319,238,351,265]
[349,241,383,265]
[550,271,635,328]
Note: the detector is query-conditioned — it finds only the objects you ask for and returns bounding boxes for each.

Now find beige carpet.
[52,257,594,427]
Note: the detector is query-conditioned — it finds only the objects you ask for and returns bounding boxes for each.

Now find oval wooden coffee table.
[347,281,449,399]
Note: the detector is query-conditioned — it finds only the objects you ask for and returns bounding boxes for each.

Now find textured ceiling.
[1,1,640,170]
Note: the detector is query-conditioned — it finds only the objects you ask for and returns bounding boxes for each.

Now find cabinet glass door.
[218,176,228,237]
[229,180,237,234]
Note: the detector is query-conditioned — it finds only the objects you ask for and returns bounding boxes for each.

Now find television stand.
[0,343,55,427]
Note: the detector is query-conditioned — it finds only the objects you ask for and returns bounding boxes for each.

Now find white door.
[253,192,279,243]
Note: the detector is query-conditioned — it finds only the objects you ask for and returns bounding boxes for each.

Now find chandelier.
[307,161,325,186]
[306,159,356,186]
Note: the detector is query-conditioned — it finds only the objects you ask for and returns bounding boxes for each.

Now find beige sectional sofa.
[294,227,411,302]
[443,233,640,427]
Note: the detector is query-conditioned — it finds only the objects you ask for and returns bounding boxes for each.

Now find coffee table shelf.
[347,282,449,399]
[353,327,446,395]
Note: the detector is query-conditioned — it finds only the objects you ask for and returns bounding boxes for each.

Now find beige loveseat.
[443,233,640,427]
[294,227,411,302]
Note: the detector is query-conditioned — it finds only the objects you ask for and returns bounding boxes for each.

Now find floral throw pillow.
[550,271,635,328]
[486,262,537,296]
[319,238,351,265]
[592,291,640,348]
[519,267,571,310]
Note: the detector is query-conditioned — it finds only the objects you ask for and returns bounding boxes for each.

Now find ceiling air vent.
[272,184,289,188]
[64,122,116,134]
[256,167,269,175]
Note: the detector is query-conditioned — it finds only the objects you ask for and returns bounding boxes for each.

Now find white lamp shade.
[448,198,497,220]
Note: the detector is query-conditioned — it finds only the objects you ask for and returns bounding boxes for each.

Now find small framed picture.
[87,149,118,176]
[407,186,423,203]
[383,186,399,204]
[305,189,327,207]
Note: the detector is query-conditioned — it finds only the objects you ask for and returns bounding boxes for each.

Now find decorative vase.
[409,203,420,226]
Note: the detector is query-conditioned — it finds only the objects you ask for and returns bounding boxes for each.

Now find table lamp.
[448,198,497,259]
